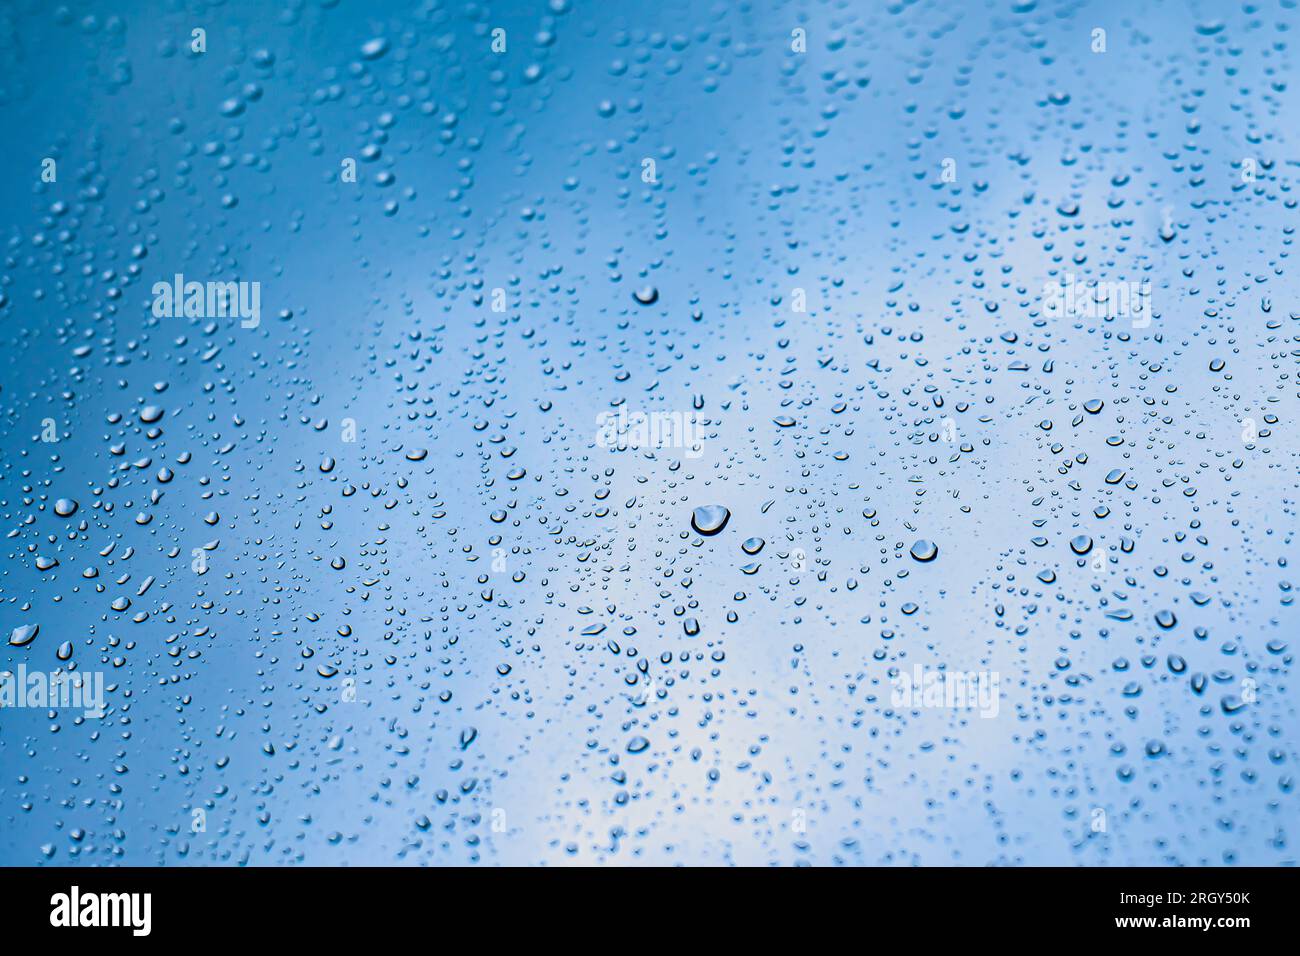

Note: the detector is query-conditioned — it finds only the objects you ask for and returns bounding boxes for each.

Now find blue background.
[0,0,1296,865]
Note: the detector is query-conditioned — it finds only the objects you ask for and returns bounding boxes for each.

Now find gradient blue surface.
[0,0,1296,865]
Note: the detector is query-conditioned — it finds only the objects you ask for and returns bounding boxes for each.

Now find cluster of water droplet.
[0,0,1294,866]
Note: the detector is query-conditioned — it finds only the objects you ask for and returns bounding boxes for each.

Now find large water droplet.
[691,505,730,536]
[910,539,938,562]
[8,624,39,647]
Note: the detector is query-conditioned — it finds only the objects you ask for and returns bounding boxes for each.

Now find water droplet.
[8,624,39,647]
[909,539,938,562]
[691,505,730,536]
